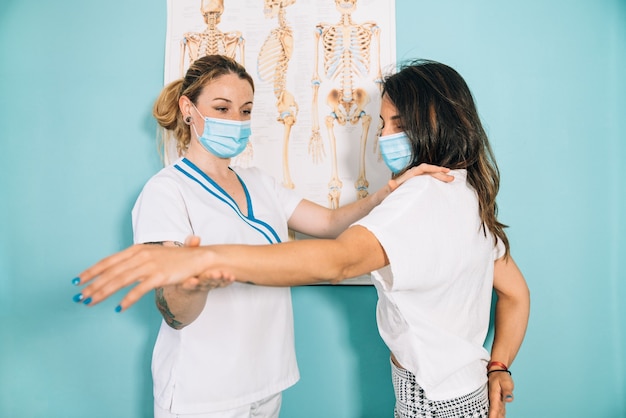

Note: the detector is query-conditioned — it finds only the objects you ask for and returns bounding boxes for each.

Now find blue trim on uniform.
[174,158,282,244]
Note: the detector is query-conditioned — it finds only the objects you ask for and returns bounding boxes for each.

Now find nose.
[380,126,393,137]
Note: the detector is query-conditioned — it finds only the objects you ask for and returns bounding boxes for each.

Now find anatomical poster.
[164,0,396,284]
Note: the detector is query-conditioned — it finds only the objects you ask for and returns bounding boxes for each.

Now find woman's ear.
[179,95,193,118]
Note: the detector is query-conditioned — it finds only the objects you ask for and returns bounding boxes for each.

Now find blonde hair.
[152,55,254,163]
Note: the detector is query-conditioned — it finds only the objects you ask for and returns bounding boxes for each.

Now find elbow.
[326,264,359,285]
[163,316,187,330]
[327,276,346,285]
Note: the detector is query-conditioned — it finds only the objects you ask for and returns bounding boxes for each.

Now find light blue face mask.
[378,131,413,174]
[192,105,252,159]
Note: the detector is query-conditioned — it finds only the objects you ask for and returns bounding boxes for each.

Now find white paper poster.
[165,0,397,283]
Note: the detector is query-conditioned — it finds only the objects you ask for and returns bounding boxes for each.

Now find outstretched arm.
[75,166,449,313]
[289,164,452,238]
[75,225,385,312]
[487,256,530,418]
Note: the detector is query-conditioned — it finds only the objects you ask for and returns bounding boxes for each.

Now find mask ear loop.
[188,104,204,139]
[191,103,206,120]
[191,121,202,140]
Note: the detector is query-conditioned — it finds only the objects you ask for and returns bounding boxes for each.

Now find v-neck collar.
[174,158,281,244]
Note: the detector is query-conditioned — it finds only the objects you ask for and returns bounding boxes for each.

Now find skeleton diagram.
[309,0,382,209]
[179,0,245,76]
[257,0,299,189]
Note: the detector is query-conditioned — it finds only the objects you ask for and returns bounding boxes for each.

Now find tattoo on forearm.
[144,242,184,329]
[144,241,184,247]
[155,287,184,330]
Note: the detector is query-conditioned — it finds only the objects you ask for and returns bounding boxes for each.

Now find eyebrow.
[379,114,401,122]
[211,97,253,107]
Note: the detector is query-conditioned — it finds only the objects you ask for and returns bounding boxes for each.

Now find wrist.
[487,360,509,371]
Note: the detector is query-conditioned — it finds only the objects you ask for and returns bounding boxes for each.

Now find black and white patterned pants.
[391,360,489,418]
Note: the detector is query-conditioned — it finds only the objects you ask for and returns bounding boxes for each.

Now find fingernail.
[505,395,513,400]
[115,305,122,313]
[71,277,80,286]
[72,293,84,303]
[83,297,92,305]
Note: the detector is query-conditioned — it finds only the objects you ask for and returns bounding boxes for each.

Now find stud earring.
[184,116,193,125]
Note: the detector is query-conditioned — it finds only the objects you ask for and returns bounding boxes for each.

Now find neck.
[184,145,233,180]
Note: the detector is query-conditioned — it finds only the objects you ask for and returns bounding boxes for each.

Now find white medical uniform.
[354,170,505,401]
[132,157,301,414]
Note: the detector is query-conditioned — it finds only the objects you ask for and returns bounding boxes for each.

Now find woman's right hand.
[74,240,234,311]
[390,163,454,190]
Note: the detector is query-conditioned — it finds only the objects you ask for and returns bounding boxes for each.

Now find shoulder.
[395,169,470,198]
[138,163,187,198]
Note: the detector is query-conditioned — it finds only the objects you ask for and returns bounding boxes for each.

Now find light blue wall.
[0,1,623,417]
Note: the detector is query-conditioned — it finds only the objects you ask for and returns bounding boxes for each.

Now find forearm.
[489,256,530,368]
[155,285,209,329]
[200,226,386,286]
[143,241,208,328]
[203,241,346,286]
[489,287,530,367]
[323,183,391,238]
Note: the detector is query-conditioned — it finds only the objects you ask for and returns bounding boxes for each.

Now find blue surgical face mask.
[378,131,413,174]
[192,105,252,159]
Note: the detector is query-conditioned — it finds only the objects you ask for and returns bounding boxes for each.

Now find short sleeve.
[354,177,431,291]
[493,236,506,260]
[131,176,193,244]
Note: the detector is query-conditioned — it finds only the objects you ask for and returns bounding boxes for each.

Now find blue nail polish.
[72,293,84,303]
[115,305,122,313]
[72,277,80,286]
[83,297,92,305]
[505,395,513,400]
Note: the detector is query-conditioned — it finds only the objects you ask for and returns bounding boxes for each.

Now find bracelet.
[388,179,399,192]
[487,361,508,371]
[487,369,512,376]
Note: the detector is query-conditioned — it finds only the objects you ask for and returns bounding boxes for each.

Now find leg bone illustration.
[258,0,299,189]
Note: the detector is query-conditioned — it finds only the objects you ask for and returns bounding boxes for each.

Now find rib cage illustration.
[257,0,299,189]
[309,0,382,209]
[179,0,245,76]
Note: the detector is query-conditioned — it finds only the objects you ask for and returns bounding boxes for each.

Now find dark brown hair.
[382,59,509,256]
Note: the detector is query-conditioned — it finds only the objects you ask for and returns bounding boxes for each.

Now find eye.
[242,109,252,116]
[214,106,229,113]
[393,117,405,132]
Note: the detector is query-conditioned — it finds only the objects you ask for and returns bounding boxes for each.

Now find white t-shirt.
[354,170,505,401]
[132,157,301,414]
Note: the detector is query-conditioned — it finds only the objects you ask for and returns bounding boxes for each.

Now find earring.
[184,116,193,125]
